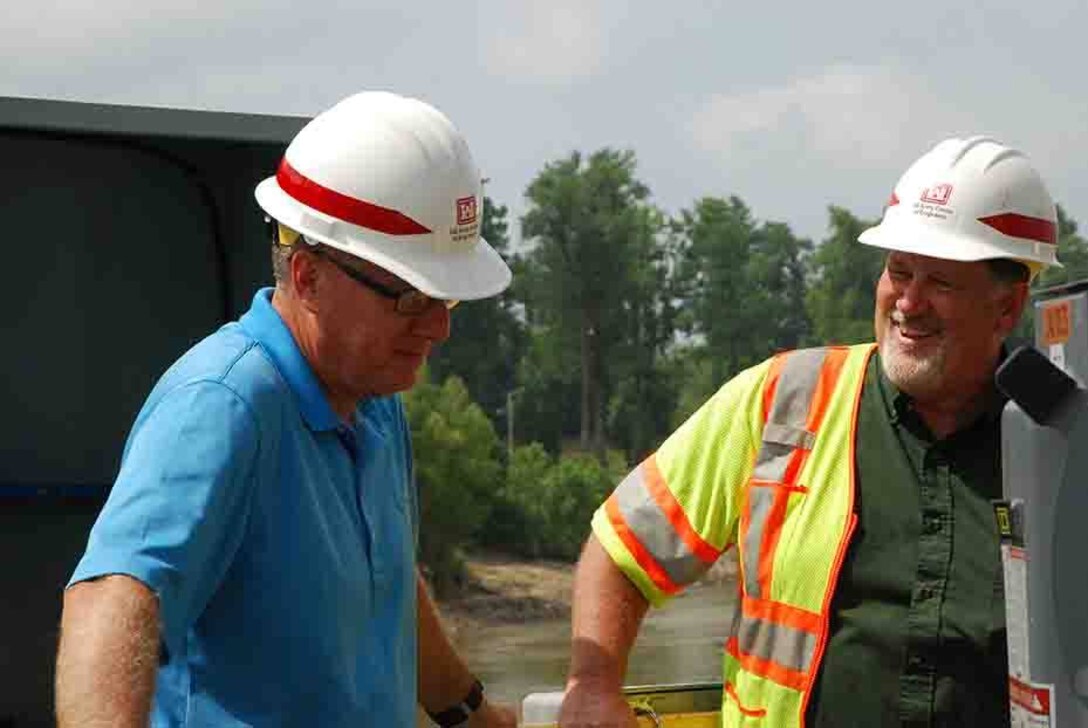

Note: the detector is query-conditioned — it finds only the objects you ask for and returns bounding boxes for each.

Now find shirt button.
[922,514,942,533]
[906,653,926,670]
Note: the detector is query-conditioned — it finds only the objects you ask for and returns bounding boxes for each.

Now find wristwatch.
[427,678,484,727]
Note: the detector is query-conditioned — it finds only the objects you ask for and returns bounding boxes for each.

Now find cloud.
[0,1,251,64]
[0,0,412,113]
[480,0,605,84]
[682,63,1088,241]
[689,65,974,170]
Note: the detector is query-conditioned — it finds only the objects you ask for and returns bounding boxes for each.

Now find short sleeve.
[69,380,260,655]
[591,358,771,606]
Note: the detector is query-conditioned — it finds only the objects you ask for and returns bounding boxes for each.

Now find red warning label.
[1010,676,1050,714]
[1041,300,1072,345]
[1009,676,1054,726]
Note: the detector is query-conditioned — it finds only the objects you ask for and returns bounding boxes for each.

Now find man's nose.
[896,278,928,314]
[411,301,451,343]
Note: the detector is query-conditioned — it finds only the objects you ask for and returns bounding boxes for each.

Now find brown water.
[457,579,737,711]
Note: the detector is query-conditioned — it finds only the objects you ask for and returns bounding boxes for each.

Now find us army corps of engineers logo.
[913,183,955,221]
[450,196,479,244]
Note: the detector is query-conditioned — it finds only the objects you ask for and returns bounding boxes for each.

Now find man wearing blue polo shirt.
[55,92,516,727]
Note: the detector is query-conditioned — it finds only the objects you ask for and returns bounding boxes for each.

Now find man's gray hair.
[270,223,311,286]
[271,239,296,285]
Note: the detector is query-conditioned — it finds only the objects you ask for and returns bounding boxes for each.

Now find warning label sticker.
[1010,676,1055,727]
[1003,543,1030,679]
[995,500,1055,727]
[1041,300,1072,346]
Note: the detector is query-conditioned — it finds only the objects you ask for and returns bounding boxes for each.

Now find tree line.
[410,148,1088,591]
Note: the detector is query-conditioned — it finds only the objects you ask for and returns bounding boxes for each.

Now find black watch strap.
[428,678,484,727]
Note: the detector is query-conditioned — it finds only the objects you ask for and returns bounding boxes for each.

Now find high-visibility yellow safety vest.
[592,344,877,727]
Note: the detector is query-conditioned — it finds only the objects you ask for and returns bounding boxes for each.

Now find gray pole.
[506,387,523,461]
[507,389,514,461]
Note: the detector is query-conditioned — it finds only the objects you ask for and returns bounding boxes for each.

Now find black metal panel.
[0,134,223,487]
[0,99,301,725]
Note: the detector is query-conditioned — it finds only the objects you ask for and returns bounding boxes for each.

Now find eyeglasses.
[309,248,458,315]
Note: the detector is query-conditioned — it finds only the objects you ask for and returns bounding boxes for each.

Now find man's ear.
[997,281,1030,335]
[289,248,322,312]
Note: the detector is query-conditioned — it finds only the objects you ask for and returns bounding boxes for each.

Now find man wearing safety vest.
[559,137,1061,727]
[55,92,516,727]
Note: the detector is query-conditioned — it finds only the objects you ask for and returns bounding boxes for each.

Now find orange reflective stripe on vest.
[727,345,861,712]
[728,596,824,691]
[606,455,724,594]
[742,347,850,602]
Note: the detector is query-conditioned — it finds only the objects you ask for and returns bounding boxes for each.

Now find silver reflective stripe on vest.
[762,422,817,450]
[737,613,817,674]
[752,440,795,482]
[743,348,829,599]
[613,465,709,587]
[742,486,776,597]
[767,348,827,429]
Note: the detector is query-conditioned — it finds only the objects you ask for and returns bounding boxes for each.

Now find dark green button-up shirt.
[807,351,1010,728]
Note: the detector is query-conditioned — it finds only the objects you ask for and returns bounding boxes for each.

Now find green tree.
[604,206,679,461]
[428,197,526,432]
[509,332,580,455]
[403,374,503,595]
[673,196,757,385]
[805,206,884,344]
[542,451,625,559]
[669,198,811,423]
[749,221,813,353]
[664,346,718,429]
[520,149,664,454]
[487,444,625,560]
[485,443,556,557]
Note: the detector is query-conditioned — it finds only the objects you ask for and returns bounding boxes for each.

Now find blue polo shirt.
[70,288,419,727]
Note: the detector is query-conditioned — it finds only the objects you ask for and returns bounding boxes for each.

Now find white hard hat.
[859,136,1060,276]
[255,91,512,300]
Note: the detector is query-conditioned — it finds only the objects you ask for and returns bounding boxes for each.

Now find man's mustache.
[889,311,942,335]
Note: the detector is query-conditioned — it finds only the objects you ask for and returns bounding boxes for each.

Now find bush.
[404,374,503,595]
[543,452,624,559]
[488,445,628,561]
[488,443,556,557]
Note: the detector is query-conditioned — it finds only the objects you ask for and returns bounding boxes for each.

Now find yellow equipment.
[521,682,721,727]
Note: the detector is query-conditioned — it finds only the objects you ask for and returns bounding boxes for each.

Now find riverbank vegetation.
[413,148,1088,595]
[439,556,574,633]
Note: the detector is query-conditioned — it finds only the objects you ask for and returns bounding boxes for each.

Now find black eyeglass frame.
[307,247,458,315]
[269,220,458,314]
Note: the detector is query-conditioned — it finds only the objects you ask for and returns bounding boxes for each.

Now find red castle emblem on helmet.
[456,196,478,226]
[920,183,953,206]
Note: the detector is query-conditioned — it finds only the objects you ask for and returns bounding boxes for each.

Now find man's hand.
[417,572,517,727]
[558,678,638,727]
[557,536,649,727]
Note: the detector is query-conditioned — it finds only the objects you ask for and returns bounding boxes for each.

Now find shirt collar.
[875,346,1010,432]
[239,288,341,432]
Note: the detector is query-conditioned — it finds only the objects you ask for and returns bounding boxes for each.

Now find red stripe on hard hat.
[276,159,432,236]
[977,213,1057,245]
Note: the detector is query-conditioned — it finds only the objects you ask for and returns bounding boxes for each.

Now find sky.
[3,0,1086,245]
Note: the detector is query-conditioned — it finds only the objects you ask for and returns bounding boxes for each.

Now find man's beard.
[879,312,947,400]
